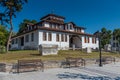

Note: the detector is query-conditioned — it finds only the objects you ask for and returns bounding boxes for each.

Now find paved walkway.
[0,62,120,80]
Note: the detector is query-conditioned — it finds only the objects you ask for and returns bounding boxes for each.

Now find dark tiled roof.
[38,27,93,36]
[40,14,65,20]
[27,23,34,25]
[12,27,94,38]
[42,20,64,24]
[65,22,86,29]
[74,26,86,29]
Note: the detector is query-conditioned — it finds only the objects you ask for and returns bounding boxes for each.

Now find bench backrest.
[66,57,84,62]
[18,59,43,65]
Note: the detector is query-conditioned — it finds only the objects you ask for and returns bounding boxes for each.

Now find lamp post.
[98,33,102,67]
[95,31,102,67]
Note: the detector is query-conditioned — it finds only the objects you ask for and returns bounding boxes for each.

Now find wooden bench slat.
[17,59,44,73]
[62,57,86,68]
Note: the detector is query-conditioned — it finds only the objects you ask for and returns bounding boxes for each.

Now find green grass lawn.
[0,50,120,63]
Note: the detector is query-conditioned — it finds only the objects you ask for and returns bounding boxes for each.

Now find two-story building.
[110,35,120,51]
[11,14,99,50]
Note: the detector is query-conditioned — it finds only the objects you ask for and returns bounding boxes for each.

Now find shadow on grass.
[57,72,120,80]
[30,54,41,56]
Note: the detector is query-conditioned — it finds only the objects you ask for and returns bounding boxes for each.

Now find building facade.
[11,14,99,50]
[110,35,120,51]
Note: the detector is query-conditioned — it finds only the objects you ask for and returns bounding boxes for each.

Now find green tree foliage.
[18,19,37,33]
[113,28,120,44]
[0,0,27,52]
[100,27,112,48]
[0,25,9,46]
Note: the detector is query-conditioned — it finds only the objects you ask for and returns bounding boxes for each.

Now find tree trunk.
[6,15,13,52]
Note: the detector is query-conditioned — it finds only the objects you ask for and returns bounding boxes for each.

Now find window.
[70,25,72,29]
[92,37,95,43]
[113,37,115,40]
[52,24,55,28]
[66,25,68,30]
[84,36,89,43]
[43,32,47,41]
[88,37,89,43]
[49,24,52,28]
[61,34,64,42]
[84,36,87,43]
[92,37,96,44]
[65,34,67,42]
[12,39,14,44]
[31,33,34,41]
[21,37,24,46]
[29,26,32,30]
[56,34,59,42]
[15,38,18,44]
[79,28,81,32]
[55,24,57,29]
[25,34,29,42]
[113,43,119,47]
[95,38,96,43]
[48,32,52,41]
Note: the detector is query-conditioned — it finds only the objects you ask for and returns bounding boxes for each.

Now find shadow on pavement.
[57,72,120,80]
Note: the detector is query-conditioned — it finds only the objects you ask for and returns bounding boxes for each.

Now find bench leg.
[17,66,19,73]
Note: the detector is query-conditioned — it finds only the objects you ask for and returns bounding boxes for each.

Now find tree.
[0,13,5,25]
[18,19,37,34]
[100,27,112,48]
[0,25,9,46]
[0,0,27,52]
[0,12,9,25]
[113,28,120,51]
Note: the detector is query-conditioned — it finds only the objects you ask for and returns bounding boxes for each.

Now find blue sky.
[3,0,120,34]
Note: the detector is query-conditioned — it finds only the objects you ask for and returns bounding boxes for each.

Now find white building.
[10,14,99,50]
[110,35,120,51]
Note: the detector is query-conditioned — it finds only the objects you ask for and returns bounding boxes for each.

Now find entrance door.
[69,35,82,48]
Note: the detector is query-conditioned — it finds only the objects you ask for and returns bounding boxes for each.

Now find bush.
[0,46,6,53]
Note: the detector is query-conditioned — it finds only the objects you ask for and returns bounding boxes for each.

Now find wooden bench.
[62,57,85,68]
[95,57,115,64]
[17,59,44,73]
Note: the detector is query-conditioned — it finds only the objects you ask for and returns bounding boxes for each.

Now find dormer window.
[67,23,73,30]
[50,24,52,28]
[29,26,32,30]
[70,25,72,29]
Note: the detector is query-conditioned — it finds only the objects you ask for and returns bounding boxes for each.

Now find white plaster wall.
[10,43,19,50]
[11,38,19,50]
[11,31,39,50]
[81,29,84,33]
[24,31,38,49]
[81,36,99,49]
[38,30,69,50]
[43,22,49,27]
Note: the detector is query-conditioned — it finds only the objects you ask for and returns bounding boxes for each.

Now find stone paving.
[0,62,120,80]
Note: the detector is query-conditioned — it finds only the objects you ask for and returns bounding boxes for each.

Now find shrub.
[0,46,6,53]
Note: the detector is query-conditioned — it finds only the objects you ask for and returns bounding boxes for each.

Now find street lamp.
[98,32,102,67]
[95,31,102,67]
